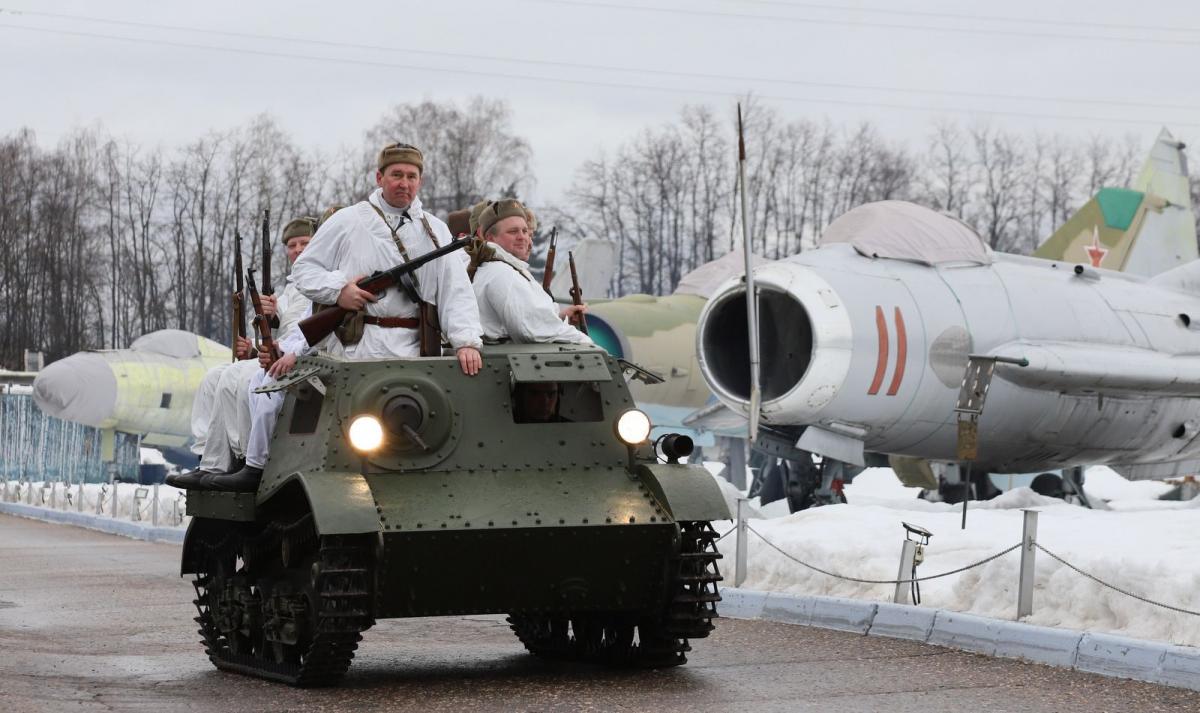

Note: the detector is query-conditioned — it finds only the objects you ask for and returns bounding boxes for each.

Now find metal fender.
[636,463,732,522]
[263,471,381,536]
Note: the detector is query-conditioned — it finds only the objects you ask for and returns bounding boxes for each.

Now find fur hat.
[317,204,344,229]
[377,142,424,173]
[446,208,471,237]
[479,198,529,236]
[281,216,318,244]
[468,200,490,235]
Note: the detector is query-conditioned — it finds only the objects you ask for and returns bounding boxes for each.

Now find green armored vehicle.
[181,344,730,686]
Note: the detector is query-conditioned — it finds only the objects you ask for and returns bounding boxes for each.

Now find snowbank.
[2,480,189,527]
[710,466,1200,648]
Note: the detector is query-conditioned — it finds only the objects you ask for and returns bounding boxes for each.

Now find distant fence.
[0,393,139,483]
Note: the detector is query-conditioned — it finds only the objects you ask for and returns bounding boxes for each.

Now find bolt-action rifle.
[541,226,558,297]
[247,268,282,364]
[231,232,247,362]
[568,250,589,336]
[298,237,470,347]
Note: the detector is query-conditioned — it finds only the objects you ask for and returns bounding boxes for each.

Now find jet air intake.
[696,263,853,425]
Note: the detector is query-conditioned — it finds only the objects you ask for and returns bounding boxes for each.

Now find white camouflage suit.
[190,277,310,472]
[472,243,594,345]
[290,189,483,359]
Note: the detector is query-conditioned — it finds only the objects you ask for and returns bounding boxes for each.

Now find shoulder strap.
[419,214,442,249]
[369,203,422,299]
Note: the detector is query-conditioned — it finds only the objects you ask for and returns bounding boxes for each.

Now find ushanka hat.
[468,200,491,235]
[479,198,529,236]
[281,216,318,244]
[377,142,424,173]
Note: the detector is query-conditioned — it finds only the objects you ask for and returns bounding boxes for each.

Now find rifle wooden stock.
[232,232,247,361]
[541,226,558,296]
[247,268,281,363]
[261,209,273,296]
[298,236,470,347]
[568,251,589,336]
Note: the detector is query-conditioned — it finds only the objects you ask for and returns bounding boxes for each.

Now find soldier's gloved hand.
[259,294,278,318]
[235,336,254,360]
[268,353,298,379]
[337,275,378,312]
[559,304,588,321]
[456,346,482,376]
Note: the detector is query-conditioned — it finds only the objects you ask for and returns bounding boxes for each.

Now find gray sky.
[3,0,1199,204]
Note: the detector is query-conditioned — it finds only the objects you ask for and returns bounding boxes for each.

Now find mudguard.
[636,463,731,522]
[263,471,381,536]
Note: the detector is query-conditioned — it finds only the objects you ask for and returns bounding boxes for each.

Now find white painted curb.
[720,587,1200,693]
[0,501,185,544]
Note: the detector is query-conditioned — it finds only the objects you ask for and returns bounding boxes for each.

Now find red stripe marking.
[887,307,907,396]
[868,305,888,395]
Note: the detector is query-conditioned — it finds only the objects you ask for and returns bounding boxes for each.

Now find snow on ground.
[138,447,169,466]
[4,480,189,526]
[711,466,1200,648]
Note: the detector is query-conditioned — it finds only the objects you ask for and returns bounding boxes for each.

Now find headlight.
[615,408,652,445]
[348,415,384,452]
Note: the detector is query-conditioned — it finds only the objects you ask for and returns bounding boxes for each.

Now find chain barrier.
[746,523,1022,585]
[1035,543,1200,617]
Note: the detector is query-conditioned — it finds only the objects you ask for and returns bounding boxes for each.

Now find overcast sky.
[3,0,1199,205]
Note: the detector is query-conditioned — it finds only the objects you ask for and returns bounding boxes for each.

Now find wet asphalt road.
[1,513,1197,712]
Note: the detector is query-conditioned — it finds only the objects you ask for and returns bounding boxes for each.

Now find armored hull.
[180,344,729,685]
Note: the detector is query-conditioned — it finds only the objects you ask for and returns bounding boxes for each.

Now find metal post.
[76,482,84,512]
[111,482,119,518]
[735,498,749,588]
[1017,509,1038,618]
[49,481,57,509]
[727,437,747,491]
[1,479,8,502]
[893,540,918,604]
[151,484,159,526]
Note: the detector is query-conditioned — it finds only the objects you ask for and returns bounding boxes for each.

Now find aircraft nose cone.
[32,353,118,427]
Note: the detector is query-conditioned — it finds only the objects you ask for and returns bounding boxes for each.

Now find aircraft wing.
[681,400,748,436]
[992,341,1200,397]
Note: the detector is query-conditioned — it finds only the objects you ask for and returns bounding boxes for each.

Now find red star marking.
[1085,227,1108,267]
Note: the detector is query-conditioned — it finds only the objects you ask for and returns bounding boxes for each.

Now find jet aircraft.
[694,132,1200,503]
[32,329,228,459]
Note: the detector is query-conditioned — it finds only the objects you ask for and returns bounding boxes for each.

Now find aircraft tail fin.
[1034,128,1197,277]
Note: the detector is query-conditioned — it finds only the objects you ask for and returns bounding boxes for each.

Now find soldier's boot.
[165,468,214,490]
[201,465,264,493]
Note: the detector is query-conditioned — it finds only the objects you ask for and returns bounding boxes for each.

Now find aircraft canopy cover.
[819,200,993,266]
[674,250,768,298]
[130,329,226,359]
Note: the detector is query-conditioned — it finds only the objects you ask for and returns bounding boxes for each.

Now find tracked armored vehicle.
[181,344,730,686]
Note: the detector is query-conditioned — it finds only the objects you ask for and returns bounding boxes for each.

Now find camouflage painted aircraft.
[1035,128,1196,275]
[32,330,228,459]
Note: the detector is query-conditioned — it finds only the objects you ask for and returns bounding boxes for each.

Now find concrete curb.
[0,501,185,544]
[720,587,1200,693]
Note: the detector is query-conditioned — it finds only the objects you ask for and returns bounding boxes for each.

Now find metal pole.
[151,483,159,526]
[76,482,83,513]
[1017,509,1038,618]
[735,498,749,588]
[49,481,57,509]
[893,540,918,604]
[736,104,762,444]
[111,482,119,518]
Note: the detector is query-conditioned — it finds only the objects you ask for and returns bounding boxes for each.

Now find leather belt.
[362,315,420,329]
